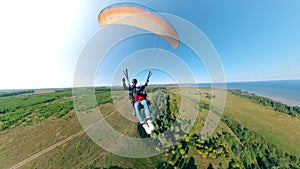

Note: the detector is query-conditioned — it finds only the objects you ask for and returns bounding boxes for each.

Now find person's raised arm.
[144,70,152,86]
[122,77,129,90]
[144,79,149,87]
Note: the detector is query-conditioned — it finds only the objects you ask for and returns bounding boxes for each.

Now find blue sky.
[0,0,299,89]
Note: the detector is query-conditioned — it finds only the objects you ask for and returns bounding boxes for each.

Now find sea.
[197,80,300,107]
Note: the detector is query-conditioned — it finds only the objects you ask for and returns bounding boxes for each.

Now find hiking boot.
[147,119,154,131]
[142,123,152,135]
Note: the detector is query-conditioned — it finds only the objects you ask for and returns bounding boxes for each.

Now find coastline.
[192,80,300,107]
[225,80,300,107]
[239,90,300,107]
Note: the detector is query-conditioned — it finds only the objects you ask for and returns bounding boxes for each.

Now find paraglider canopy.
[98,3,180,49]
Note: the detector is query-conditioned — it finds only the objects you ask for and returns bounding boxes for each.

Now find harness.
[123,69,152,101]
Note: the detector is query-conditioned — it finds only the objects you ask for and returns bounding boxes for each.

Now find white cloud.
[0,0,81,89]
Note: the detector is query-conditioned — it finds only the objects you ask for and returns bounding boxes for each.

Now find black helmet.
[132,79,137,83]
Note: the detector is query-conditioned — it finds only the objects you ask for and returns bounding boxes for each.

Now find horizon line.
[1,79,300,91]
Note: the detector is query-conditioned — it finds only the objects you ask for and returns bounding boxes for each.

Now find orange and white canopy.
[98,3,180,49]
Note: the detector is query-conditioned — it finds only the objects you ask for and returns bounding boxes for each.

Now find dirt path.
[9,130,85,169]
[9,108,120,169]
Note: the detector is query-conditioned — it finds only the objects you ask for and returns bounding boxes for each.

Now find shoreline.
[245,90,300,107]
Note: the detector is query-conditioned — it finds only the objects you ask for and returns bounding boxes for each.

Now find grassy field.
[0,110,81,168]
[0,87,299,168]
[224,91,300,156]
